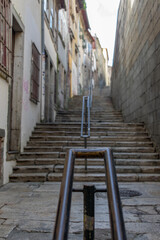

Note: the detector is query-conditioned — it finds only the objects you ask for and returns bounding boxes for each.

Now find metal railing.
[81,96,90,171]
[53,148,127,240]
[81,78,93,138]
[81,96,90,138]
[89,78,93,108]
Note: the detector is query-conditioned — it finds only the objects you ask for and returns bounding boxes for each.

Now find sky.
[85,0,120,66]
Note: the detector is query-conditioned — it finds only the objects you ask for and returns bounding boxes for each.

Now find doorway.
[8,11,24,151]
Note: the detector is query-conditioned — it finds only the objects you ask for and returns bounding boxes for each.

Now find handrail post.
[53,150,75,240]
[53,148,127,240]
[104,148,127,240]
[85,97,87,170]
[83,185,95,240]
[81,96,90,171]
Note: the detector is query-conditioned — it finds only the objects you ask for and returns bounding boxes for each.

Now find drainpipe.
[41,0,45,121]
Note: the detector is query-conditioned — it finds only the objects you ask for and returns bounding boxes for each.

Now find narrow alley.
[0,0,160,239]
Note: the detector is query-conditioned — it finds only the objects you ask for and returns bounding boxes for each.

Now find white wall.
[44,22,57,70]
[72,60,78,95]
[12,0,42,150]
[0,77,16,184]
[58,9,68,71]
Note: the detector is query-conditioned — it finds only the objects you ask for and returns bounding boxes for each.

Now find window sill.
[30,97,39,105]
[0,68,11,82]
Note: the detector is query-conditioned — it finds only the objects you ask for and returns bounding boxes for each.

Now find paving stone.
[4,219,54,233]
[7,229,53,240]
[139,215,160,223]
[134,233,160,240]
[124,206,157,215]
[0,219,5,224]
[0,225,15,238]
[125,222,160,234]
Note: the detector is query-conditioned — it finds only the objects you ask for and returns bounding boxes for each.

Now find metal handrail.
[53,148,127,240]
[89,78,93,108]
[81,96,90,138]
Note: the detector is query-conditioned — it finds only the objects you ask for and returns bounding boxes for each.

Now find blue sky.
[85,0,120,65]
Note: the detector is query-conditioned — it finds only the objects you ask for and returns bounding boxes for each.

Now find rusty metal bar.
[53,148,126,240]
[83,185,95,240]
[74,148,106,159]
[72,188,107,193]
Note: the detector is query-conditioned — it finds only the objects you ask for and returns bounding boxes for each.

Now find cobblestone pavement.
[0,182,160,239]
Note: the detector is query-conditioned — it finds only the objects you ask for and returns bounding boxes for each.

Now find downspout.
[41,0,45,121]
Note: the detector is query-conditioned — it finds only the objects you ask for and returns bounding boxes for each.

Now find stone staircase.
[10,94,160,182]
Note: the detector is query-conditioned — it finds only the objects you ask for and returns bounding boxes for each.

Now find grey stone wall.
[111,0,160,151]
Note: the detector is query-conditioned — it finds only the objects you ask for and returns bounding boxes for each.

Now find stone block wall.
[0,138,2,184]
[111,0,160,151]
[0,137,4,185]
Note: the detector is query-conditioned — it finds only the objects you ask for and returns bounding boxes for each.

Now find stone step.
[35,124,146,130]
[10,94,160,184]
[9,172,160,182]
[13,165,54,173]
[32,131,148,136]
[57,112,122,115]
[23,146,155,153]
[34,127,147,133]
[55,119,123,123]
[30,136,151,142]
[67,108,115,111]
[12,165,160,174]
[16,158,160,166]
[54,165,160,174]
[27,140,153,147]
[19,151,159,159]
[56,112,122,116]
[55,119,124,123]
[16,158,64,166]
[47,173,160,182]
[55,116,123,120]
[31,131,148,137]
[37,122,144,127]
[10,173,47,182]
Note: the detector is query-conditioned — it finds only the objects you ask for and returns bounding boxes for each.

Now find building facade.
[0,0,106,184]
[92,36,107,89]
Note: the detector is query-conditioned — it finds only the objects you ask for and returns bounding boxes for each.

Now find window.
[44,0,57,38]
[30,43,40,103]
[50,7,54,31]
[0,0,11,76]
[44,0,49,12]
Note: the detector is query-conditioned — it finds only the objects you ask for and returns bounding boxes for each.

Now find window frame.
[30,42,40,104]
[0,0,11,77]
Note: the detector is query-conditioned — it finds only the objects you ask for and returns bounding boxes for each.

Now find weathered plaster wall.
[58,9,68,72]
[111,0,160,150]
[72,60,78,96]
[44,22,57,71]
[12,0,42,150]
[0,78,15,184]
